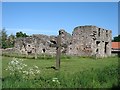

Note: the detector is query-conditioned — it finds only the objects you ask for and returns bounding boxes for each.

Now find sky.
[2,0,120,2]
[2,2,118,38]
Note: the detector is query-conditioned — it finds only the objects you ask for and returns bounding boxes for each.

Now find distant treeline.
[112,35,120,42]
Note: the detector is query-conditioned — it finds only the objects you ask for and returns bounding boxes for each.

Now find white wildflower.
[23,71,26,73]
[24,64,27,67]
[52,78,60,84]
[19,59,23,61]
[6,58,41,80]
[10,60,15,64]
[23,71,29,75]
[15,60,19,64]
[34,65,38,69]
[52,79,55,82]
[36,70,40,74]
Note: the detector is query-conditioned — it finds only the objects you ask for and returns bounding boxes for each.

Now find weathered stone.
[67,25,112,58]
[13,25,112,58]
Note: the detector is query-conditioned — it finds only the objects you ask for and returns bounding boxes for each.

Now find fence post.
[56,35,61,70]
[35,39,37,59]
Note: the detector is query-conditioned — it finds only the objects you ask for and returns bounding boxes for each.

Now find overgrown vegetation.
[2,55,119,88]
[112,35,120,42]
[3,65,118,88]
[0,29,15,49]
[0,29,29,49]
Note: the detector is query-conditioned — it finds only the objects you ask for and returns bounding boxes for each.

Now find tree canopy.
[0,28,8,49]
[112,35,120,42]
[16,31,29,38]
[0,29,29,49]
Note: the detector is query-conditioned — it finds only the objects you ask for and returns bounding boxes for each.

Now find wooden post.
[56,35,61,70]
[35,39,37,59]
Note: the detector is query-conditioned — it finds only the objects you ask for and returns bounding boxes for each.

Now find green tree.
[112,35,120,42]
[0,28,15,49]
[7,34,15,48]
[0,29,2,48]
[0,28,8,49]
[16,31,28,38]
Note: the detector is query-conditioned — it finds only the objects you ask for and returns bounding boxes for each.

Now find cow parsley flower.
[6,58,41,80]
[52,78,60,84]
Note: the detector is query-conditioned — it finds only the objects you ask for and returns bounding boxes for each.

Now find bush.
[5,58,40,80]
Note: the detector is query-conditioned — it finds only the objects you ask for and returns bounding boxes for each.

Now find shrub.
[5,58,40,80]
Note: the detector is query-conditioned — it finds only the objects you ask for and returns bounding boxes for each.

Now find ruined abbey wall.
[14,34,57,55]
[67,25,112,57]
[14,25,112,57]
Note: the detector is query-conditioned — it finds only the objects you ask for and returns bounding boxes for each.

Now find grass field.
[1,55,119,88]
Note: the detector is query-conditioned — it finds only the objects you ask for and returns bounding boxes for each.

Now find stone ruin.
[14,25,112,58]
[67,25,112,57]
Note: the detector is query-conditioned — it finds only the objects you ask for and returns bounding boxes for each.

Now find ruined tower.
[67,25,112,57]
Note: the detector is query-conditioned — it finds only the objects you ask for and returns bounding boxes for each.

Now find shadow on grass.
[45,66,57,70]
[111,84,120,89]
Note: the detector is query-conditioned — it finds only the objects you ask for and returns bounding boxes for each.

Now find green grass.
[2,55,119,88]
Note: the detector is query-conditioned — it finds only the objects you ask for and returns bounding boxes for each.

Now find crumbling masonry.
[14,25,112,57]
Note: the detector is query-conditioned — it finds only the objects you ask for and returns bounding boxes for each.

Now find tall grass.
[2,64,118,88]
[2,54,119,88]
[2,52,118,60]
[2,52,54,60]
[2,52,72,60]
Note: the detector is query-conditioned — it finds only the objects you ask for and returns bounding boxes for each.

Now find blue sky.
[2,2,118,38]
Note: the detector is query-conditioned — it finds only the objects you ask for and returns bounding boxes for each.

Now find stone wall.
[13,25,112,57]
[14,34,57,55]
[67,25,112,57]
